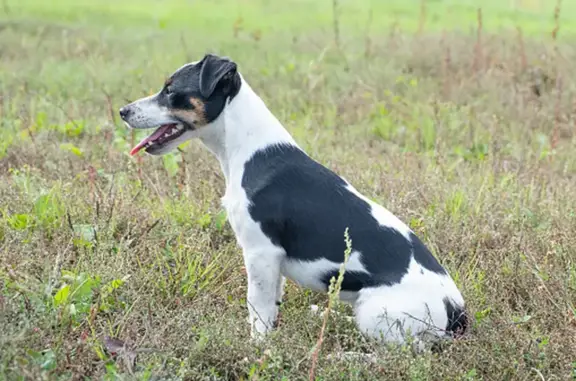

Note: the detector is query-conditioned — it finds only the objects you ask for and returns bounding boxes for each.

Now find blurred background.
[1,1,575,380]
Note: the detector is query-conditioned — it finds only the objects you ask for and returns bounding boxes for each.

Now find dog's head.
[119,53,241,156]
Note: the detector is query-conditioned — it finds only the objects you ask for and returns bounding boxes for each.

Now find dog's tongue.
[130,124,173,156]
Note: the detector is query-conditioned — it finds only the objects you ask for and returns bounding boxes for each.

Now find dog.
[119,53,468,347]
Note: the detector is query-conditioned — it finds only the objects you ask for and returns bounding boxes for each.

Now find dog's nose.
[119,107,132,120]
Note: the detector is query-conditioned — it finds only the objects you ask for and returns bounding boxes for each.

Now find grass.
[1,0,576,379]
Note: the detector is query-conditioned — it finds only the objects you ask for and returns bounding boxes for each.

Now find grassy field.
[1,0,576,379]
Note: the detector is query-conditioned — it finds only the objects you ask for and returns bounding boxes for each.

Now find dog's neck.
[198,76,298,185]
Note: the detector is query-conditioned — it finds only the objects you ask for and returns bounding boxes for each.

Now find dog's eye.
[165,87,172,95]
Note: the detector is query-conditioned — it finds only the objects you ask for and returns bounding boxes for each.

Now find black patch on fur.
[443,297,468,337]
[321,270,376,291]
[169,92,195,110]
[409,232,447,275]
[242,143,447,292]
[157,54,241,123]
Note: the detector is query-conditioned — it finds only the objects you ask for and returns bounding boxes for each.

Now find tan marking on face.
[189,97,205,111]
[170,97,207,127]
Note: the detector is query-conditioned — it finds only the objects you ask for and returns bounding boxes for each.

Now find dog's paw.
[250,329,268,343]
[309,304,322,316]
[248,319,273,343]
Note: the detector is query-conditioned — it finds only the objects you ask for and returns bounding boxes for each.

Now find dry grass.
[1,1,576,380]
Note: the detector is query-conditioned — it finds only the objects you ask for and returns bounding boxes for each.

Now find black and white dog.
[119,54,468,347]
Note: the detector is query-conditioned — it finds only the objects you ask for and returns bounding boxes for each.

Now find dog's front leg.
[243,250,283,340]
[276,276,286,306]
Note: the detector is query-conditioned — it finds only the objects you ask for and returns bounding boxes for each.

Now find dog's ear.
[198,54,238,99]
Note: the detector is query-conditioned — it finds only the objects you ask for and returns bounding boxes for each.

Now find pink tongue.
[130,124,173,156]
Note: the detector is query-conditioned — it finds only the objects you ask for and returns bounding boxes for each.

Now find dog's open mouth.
[130,123,187,156]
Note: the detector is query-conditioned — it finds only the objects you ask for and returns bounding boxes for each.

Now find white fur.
[122,93,174,129]
[354,258,460,344]
[344,183,412,240]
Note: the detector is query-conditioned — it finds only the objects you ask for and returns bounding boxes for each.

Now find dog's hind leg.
[243,249,284,340]
[353,286,447,347]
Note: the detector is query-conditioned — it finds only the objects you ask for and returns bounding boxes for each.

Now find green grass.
[1,0,576,379]
[3,0,576,36]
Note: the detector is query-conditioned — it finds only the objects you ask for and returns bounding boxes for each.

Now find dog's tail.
[443,297,469,338]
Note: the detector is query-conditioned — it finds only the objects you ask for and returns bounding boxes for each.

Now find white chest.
[221,189,249,239]
[221,185,279,255]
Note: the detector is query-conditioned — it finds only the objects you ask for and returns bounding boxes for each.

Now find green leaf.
[196,213,212,229]
[214,210,227,231]
[513,315,532,324]
[73,224,97,243]
[27,349,57,371]
[54,284,70,306]
[61,270,77,282]
[73,276,100,301]
[60,143,84,157]
[32,112,47,131]
[474,307,492,322]
[177,140,191,150]
[40,349,57,371]
[110,279,124,289]
[465,368,478,379]
[7,213,32,230]
[162,153,181,177]
[33,191,65,228]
